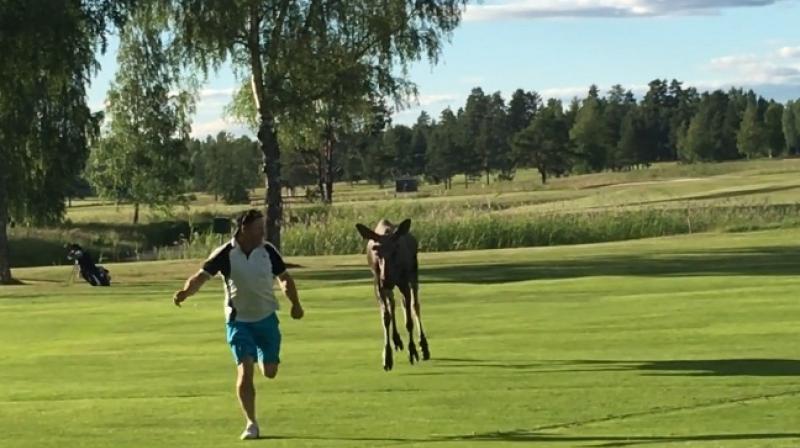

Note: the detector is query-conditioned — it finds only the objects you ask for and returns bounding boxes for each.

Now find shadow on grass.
[259,431,800,446]
[440,431,800,446]
[0,278,26,286]
[428,357,800,377]
[564,359,800,377]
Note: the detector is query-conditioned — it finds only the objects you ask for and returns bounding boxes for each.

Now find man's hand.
[173,289,190,307]
[173,271,209,308]
[291,303,304,320]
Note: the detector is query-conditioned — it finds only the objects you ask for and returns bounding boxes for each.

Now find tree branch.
[247,3,267,114]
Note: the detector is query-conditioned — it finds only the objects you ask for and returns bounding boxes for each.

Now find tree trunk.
[248,6,283,250]
[0,182,13,284]
[485,170,490,186]
[323,127,334,204]
[317,151,325,201]
[133,203,140,225]
[259,114,283,250]
[539,167,547,185]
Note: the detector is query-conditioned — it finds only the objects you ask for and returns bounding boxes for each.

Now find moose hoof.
[383,347,394,371]
[420,339,431,361]
[409,344,419,365]
[393,334,404,352]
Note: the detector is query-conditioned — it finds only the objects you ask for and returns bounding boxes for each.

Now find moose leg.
[375,283,393,371]
[411,279,430,360]
[398,284,419,364]
[387,290,404,351]
[380,297,394,371]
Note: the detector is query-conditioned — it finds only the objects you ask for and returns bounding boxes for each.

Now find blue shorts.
[226,313,281,365]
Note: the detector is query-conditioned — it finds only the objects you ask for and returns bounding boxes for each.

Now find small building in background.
[395,176,418,193]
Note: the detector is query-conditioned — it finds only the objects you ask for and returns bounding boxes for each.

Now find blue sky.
[87,0,800,138]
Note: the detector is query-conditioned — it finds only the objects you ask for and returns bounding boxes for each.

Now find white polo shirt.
[201,239,287,323]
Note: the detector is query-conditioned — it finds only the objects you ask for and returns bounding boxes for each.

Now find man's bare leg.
[237,356,257,425]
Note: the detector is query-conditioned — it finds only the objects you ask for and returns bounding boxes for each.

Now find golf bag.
[67,244,111,287]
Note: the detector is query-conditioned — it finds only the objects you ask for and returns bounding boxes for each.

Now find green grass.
[3,229,800,447]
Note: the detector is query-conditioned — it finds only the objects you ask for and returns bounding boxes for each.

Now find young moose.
[356,218,430,371]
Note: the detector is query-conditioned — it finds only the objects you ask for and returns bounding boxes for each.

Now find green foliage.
[513,99,571,184]
[737,100,768,159]
[459,88,489,182]
[680,90,742,163]
[160,0,469,247]
[618,109,649,168]
[602,85,637,169]
[0,0,129,281]
[409,112,432,177]
[764,102,785,157]
[783,100,799,154]
[483,92,514,181]
[425,108,462,188]
[569,86,610,172]
[87,14,195,223]
[507,89,541,135]
[190,133,262,204]
[365,126,405,187]
[389,125,416,177]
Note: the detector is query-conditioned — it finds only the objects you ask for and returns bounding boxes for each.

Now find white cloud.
[708,46,800,85]
[709,54,760,69]
[537,45,800,103]
[539,86,594,99]
[191,118,253,139]
[538,84,650,101]
[538,46,800,104]
[422,45,800,112]
[193,87,238,110]
[778,46,800,58]
[393,108,424,120]
[464,0,792,21]
[199,87,237,100]
[416,93,461,107]
[392,93,464,124]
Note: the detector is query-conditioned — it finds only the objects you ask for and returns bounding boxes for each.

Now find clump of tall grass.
[198,202,800,257]
[154,231,230,261]
[144,200,800,260]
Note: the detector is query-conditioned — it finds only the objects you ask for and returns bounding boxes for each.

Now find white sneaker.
[240,422,260,440]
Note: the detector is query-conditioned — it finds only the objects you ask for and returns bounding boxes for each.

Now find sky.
[86,0,800,138]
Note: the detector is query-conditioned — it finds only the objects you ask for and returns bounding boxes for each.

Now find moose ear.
[356,223,380,241]
[394,219,411,237]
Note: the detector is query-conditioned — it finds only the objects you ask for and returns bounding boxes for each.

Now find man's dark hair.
[234,209,264,236]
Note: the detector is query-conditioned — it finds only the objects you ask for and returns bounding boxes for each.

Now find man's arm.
[277,271,303,319]
[173,271,211,307]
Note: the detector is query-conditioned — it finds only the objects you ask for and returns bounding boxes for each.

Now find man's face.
[241,217,265,244]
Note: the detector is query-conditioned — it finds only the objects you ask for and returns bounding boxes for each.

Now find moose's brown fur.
[355,218,430,371]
